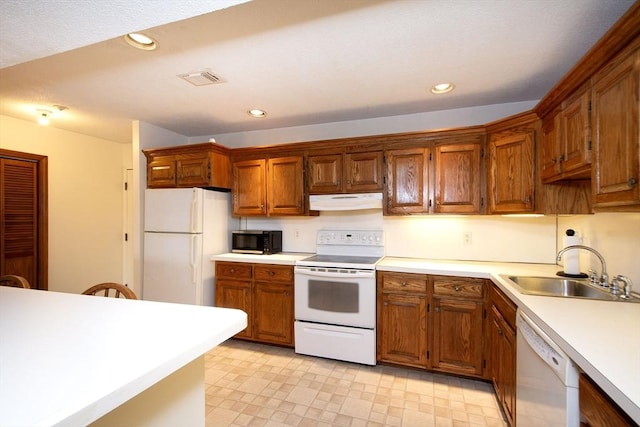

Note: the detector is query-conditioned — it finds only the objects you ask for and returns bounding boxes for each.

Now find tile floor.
[204,339,507,427]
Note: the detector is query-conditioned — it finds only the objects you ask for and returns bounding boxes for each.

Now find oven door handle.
[294,267,375,279]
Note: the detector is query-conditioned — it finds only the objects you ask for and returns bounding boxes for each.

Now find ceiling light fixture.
[247,109,267,118]
[36,109,51,126]
[430,83,455,94]
[124,33,157,51]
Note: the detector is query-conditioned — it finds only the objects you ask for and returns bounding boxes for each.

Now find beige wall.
[0,114,130,294]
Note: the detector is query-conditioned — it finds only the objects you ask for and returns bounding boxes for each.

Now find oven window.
[308,279,359,313]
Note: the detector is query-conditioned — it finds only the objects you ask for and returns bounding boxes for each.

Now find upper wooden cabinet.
[434,142,483,214]
[487,121,535,214]
[385,132,484,215]
[591,45,640,210]
[232,155,307,217]
[233,158,267,216]
[541,87,592,183]
[143,143,230,189]
[308,151,383,194]
[385,147,430,215]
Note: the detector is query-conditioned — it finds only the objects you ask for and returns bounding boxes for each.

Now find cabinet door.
[147,158,176,188]
[434,143,482,214]
[268,156,305,216]
[233,159,267,216]
[385,148,430,215]
[561,89,591,175]
[541,114,562,182]
[432,298,484,376]
[591,49,640,208]
[379,293,428,367]
[345,151,383,192]
[254,281,293,345]
[490,306,516,426]
[177,156,209,187]
[215,279,252,339]
[487,131,534,213]
[308,154,342,194]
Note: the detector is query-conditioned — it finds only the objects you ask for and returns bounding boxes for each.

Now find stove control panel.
[317,230,384,246]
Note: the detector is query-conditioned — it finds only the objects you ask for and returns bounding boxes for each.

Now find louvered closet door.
[1,158,38,288]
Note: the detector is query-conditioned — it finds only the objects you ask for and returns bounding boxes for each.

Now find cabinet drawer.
[490,283,517,329]
[433,276,484,299]
[216,262,252,279]
[381,272,427,293]
[254,264,293,283]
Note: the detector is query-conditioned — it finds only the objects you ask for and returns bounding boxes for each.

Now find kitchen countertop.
[0,287,246,426]
[211,252,312,265]
[378,257,640,424]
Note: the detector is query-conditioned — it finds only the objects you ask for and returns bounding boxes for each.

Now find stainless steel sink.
[504,276,619,301]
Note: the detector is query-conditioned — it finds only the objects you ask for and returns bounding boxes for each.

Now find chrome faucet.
[556,245,609,288]
[613,275,633,299]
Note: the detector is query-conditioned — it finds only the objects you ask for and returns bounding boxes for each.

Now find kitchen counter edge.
[211,252,312,265]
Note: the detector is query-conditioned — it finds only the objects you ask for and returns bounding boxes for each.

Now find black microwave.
[231,230,282,255]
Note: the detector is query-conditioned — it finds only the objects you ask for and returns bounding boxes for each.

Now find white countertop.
[378,257,640,423]
[211,252,312,265]
[0,287,246,427]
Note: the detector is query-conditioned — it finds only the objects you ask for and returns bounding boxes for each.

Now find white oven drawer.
[295,321,376,365]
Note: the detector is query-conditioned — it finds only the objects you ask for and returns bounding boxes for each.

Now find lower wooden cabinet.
[489,284,517,426]
[377,271,488,379]
[215,261,294,346]
[579,373,636,426]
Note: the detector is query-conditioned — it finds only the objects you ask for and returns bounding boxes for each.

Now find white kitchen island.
[0,286,246,427]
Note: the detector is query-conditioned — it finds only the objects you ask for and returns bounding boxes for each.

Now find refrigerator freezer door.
[144,188,203,233]
[143,232,205,305]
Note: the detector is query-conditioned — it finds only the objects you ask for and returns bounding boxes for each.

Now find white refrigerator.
[143,187,230,305]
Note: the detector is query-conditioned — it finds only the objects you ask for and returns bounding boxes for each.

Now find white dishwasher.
[516,310,580,426]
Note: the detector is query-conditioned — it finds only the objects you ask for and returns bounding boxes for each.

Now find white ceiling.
[0,0,635,144]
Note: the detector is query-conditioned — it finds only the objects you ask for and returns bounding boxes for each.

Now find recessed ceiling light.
[247,109,267,118]
[430,83,455,94]
[36,109,51,126]
[124,33,157,51]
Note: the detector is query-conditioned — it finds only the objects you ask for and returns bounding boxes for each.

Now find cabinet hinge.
[483,359,487,368]
[124,182,128,191]
[427,303,430,312]
[383,175,386,184]
[426,350,430,359]
[429,152,433,161]
[481,148,485,159]
[481,197,484,207]
[588,100,592,112]
[124,233,128,242]
[429,199,432,207]
[483,308,487,319]
[588,140,592,151]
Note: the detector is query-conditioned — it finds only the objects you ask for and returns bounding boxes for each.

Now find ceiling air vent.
[177,71,224,86]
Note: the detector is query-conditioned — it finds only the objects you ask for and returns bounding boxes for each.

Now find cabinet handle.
[401,281,407,287]
[230,268,235,273]
[629,178,638,187]
[558,155,565,162]
[269,271,275,276]
[454,286,461,292]
[435,307,440,312]
[551,157,557,164]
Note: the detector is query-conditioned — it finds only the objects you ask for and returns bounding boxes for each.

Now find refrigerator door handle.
[190,189,199,233]
[190,235,197,284]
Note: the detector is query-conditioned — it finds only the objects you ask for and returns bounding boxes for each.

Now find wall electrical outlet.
[294,229,300,239]
[463,231,472,245]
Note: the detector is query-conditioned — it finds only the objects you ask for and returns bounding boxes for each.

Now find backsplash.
[242,211,640,285]
[242,211,556,263]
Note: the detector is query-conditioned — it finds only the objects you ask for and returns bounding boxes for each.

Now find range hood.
[309,193,383,211]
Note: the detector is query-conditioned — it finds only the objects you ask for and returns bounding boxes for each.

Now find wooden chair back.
[82,282,137,299]
[0,275,31,289]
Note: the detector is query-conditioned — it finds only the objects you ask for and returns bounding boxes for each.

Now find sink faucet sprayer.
[556,245,609,288]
